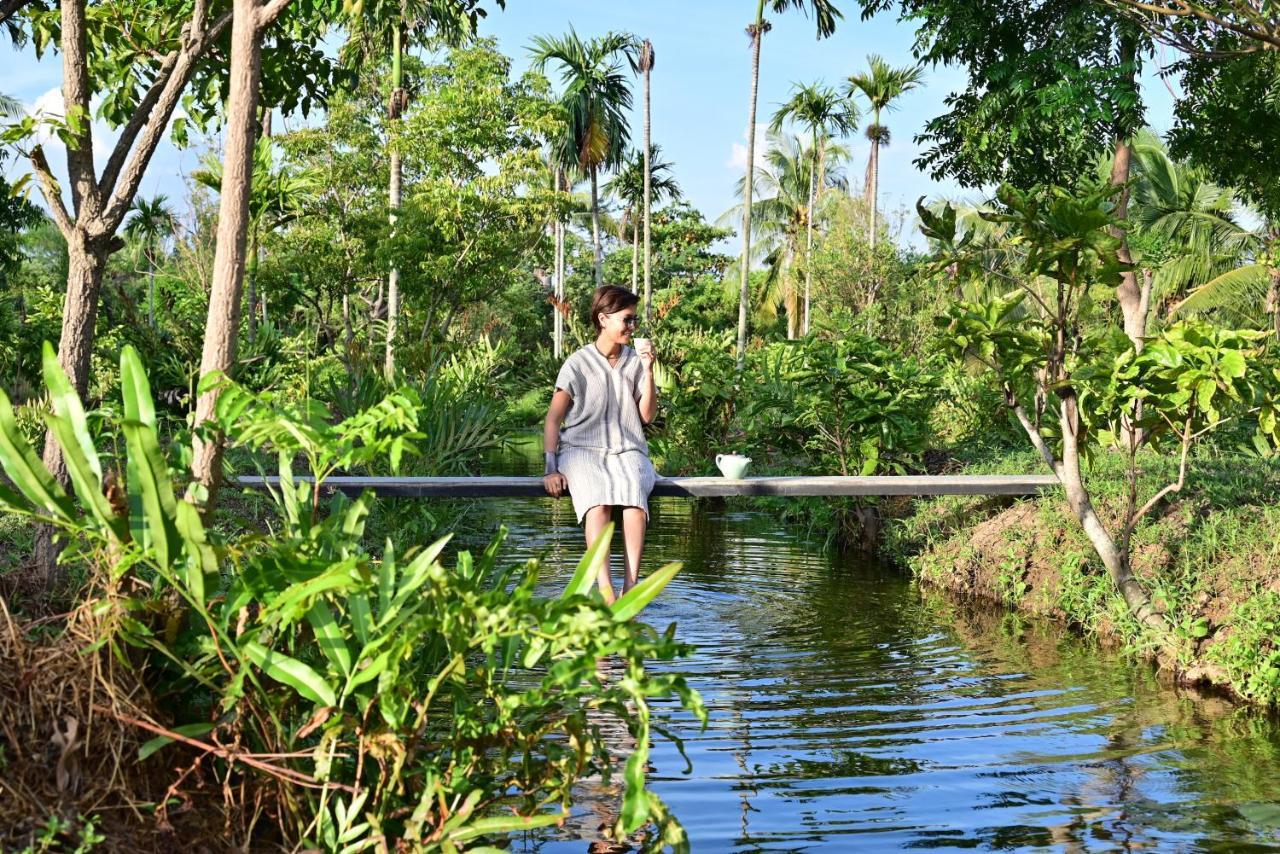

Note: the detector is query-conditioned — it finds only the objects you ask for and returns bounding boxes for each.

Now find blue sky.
[1,1,1182,246]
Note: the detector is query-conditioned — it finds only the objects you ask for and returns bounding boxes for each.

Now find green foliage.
[0,346,705,848]
[744,337,941,477]
[862,0,1146,188]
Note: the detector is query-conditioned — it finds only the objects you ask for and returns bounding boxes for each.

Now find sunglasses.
[615,314,640,328]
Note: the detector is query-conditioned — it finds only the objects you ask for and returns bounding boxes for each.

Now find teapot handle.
[715,454,723,466]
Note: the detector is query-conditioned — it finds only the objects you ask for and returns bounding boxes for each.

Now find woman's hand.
[543,472,568,497]
[636,338,656,372]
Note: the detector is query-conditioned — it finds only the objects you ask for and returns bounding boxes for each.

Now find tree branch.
[29,145,75,236]
[1106,0,1280,52]
[100,5,235,232]
[1010,391,1063,477]
[1126,414,1193,538]
[257,0,294,30]
[0,0,34,26]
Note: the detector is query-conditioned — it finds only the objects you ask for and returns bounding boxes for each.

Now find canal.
[469,440,1280,851]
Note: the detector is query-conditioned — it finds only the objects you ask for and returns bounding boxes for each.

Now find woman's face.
[599,307,639,343]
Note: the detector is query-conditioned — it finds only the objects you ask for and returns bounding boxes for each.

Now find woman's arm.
[637,347,658,425]
[543,390,573,496]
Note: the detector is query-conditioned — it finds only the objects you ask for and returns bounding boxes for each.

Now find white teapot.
[715,452,752,479]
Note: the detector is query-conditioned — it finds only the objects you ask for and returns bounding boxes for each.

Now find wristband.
[544,452,558,475]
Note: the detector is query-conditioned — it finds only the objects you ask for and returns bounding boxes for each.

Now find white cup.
[633,337,651,354]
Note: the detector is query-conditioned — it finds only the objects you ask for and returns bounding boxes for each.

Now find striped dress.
[554,344,658,524]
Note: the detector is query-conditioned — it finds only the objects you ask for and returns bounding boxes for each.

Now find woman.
[543,285,658,604]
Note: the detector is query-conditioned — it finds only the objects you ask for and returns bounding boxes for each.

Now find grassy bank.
[885,444,1280,707]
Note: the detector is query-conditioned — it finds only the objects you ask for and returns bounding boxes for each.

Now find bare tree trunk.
[191,0,265,508]
[33,235,107,580]
[554,216,564,358]
[631,219,640,292]
[343,290,353,350]
[1268,266,1280,341]
[803,132,816,337]
[590,167,603,286]
[384,25,404,380]
[867,136,880,249]
[641,41,654,321]
[735,22,764,373]
[147,249,157,328]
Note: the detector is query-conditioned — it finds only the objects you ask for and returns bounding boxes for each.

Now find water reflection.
[464,439,1280,851]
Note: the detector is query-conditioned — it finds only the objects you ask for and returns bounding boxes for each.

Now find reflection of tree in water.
[934,592,1280,849]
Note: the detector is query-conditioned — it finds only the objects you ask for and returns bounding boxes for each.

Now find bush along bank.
[887,445,1280,708]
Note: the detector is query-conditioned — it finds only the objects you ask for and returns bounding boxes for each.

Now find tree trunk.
[245,230,259,343]
[147,249,157,328]
[33,234,108,584]
[590,168,603,287]
[191,0,264,509]
[867,134,880,249]
[1056,395,1166,635]
[631,219,640,293]
[554,215,564,359]
[384,25,404,381]
[1268,266,1280,341]
[1109,37,1145,353]
[736,20,764,374]
[343,290,353,351]
[803,131,816,336]
[642,56,653,321]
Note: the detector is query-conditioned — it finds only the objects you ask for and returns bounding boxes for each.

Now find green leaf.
[120,345,157,427]
[122,422,180,570]
[307,600,352,678]
[610,563,682,622]
[563,523,613,599]
[42,341,102,484]
[243,640,337,707]
[445,811,564,843]
[175,500,217,603]
[620,738,651,832]
[137,722,215,761]
[0,389,73,522]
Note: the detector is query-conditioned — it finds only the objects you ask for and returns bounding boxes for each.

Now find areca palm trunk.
[642,40,653,320]
[736,11,766,374]
[867,108,880,250]
[554,219,564,358]
[146,247,157,328]
[803,130,816,336]
[631,217,640,291]
[591,167,603,285]
[385,24,404,380]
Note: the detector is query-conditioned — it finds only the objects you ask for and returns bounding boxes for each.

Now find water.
[466,438,1280,851]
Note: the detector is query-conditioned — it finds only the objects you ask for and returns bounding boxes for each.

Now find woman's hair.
[589,285,640,333]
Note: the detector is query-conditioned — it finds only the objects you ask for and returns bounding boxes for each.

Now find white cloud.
[726,121,770,173]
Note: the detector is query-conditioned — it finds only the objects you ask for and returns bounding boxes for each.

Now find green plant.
[0,344,706,849]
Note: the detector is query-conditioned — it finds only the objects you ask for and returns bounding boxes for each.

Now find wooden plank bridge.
[236,474,1058,498]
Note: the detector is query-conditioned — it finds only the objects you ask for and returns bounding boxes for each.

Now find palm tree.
[845,55,923,249]
[1122,131,1260,328]
[344,0,487,378]
[0,92,20,117]
[605,145,681,293]
[722,131,849,338]
[735,0,842,372]
[124,195,178,329]
[770,81,857,334]
[635,38,656,320]
[532,29,636,288]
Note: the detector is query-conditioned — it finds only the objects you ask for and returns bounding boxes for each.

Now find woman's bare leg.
[584,505,616,604]
[620,507,647,593]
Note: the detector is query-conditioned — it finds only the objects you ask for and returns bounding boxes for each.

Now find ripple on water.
[467,468,1280,852]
